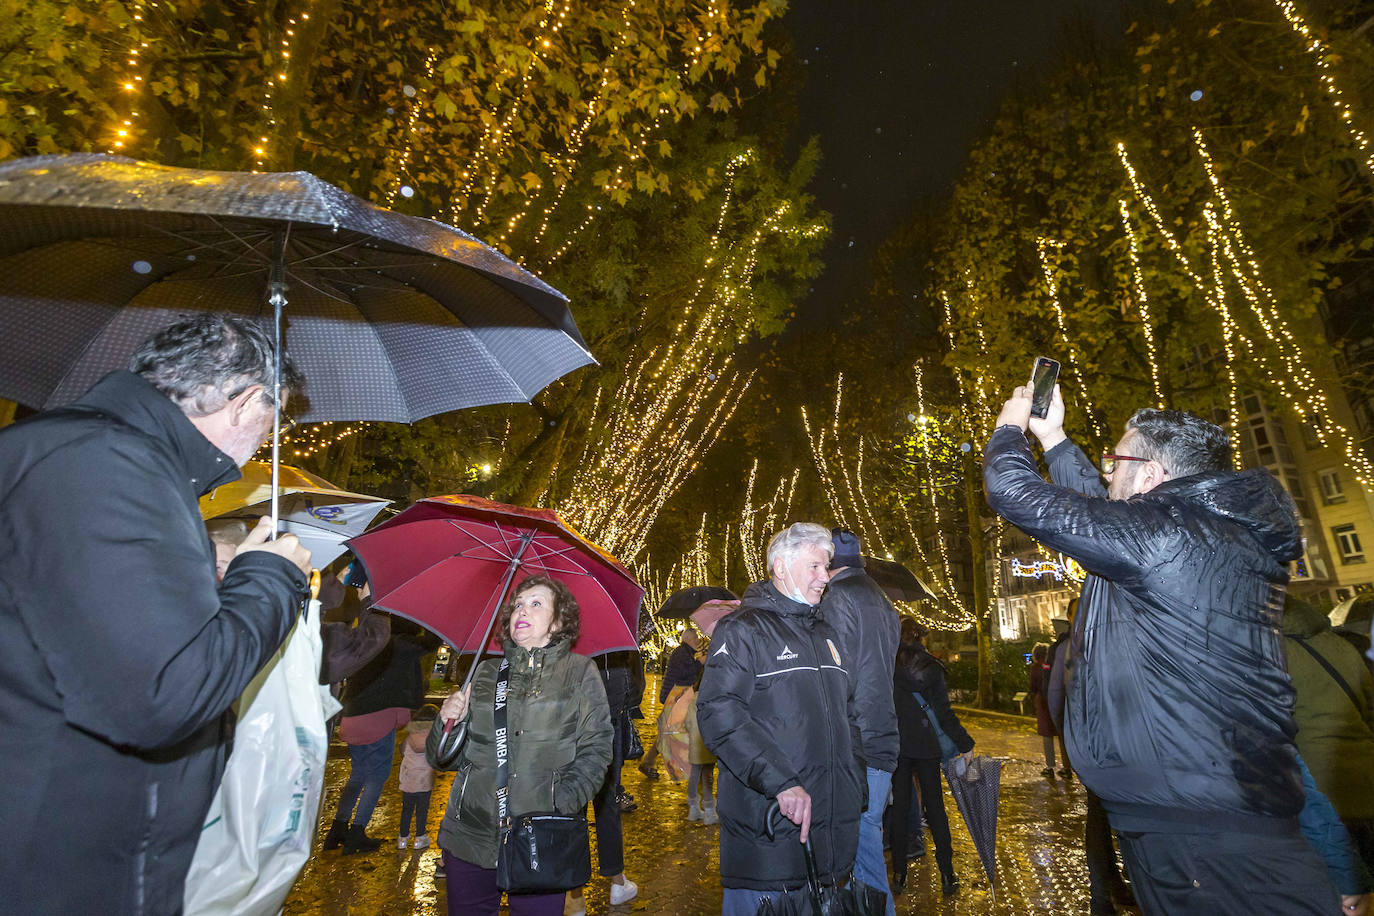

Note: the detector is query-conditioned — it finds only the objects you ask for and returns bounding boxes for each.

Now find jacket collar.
[741,580,820,620]
[502,636,573,668]
[76,371,242,496]
[1145,467,1303,563]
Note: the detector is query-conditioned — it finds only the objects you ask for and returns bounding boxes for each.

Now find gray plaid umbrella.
[0,153,594,423]
[943,755,1002,900]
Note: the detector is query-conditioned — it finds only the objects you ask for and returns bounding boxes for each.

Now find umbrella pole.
[268,231,287,537]
[433,532,535,766]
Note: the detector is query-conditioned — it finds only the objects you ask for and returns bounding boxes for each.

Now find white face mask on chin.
[783,566,809,605]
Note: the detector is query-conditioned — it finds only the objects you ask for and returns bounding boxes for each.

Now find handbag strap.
[494,658,511,827]
[1287,635,1362,713]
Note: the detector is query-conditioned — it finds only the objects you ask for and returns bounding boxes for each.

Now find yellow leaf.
[657,139,672,157]
[521,171,542,191]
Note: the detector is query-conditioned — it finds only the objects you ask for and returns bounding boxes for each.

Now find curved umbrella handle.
[432,718,469,769]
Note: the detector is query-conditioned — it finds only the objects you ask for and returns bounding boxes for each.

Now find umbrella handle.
[432,718,469,769]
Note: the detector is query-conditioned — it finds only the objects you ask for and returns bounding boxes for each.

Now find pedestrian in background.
[820,527,900,916]
[684,665,718,825]
[890,618,972,897]
[1284,594,1374,879]
[1028,643,1067,778]
[565,652,640,916]
[324,619,440,854]
[0,315,311,914]
[398,704,439,849]
[639,627,704,780]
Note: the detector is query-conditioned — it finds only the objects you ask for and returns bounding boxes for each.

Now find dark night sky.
[783,1,1135,320]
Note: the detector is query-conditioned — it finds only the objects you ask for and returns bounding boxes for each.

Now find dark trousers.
[442,851,564,916]
[590,712,625,877]
[1116,826,1338,916]
[891,756,952,883]
[1084,789,1123,907]
[1345,817,1374,876]
[400,790,432,837]
[336,730,396,829]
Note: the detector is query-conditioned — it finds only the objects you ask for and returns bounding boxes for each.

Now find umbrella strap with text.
[494,658,511,826]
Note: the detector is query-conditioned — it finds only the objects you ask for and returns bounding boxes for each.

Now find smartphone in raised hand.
[1029,356,1061,420]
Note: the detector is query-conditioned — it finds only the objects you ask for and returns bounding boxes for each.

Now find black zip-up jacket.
[696,581,864,891]
[893,643,974,760]
[820,567,900,771]
[984,426,1305,831]
[0,371,307,914]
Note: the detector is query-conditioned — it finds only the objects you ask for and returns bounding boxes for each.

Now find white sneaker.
[397,836,409,849]
[412,834,430,849]
[688,801,702,822]
[609,878,638,905]
[701,803,718,826]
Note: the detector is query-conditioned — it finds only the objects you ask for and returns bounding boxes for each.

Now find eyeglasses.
[1100,453,1150,475]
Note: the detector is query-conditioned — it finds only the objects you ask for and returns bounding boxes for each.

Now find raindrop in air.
[1190,90,1204,101]
[400,185,415,198]
[132,260,152,274]
[403,84,416,98]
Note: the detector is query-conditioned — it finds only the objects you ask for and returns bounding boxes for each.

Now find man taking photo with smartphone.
[982,380,1338,915]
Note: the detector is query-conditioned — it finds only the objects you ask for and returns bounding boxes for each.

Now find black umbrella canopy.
[0,154,595,422]
[656,585,738,620]
[862,555,937,603]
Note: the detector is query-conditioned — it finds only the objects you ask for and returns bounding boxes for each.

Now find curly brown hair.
[499,574,581,646]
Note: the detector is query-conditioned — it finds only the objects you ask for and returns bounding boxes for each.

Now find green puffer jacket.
[1283,597,1374,819]
[430,638,612,868]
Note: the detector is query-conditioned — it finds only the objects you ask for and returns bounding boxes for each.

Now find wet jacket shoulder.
[0,371,306,915]
[892,645,974,759]
[342,622,441,717]
[434,638,612,869]
[820,567,900,771]
[983,425,1305,827]
[696,581,863,891]
[319,601,392,685]
[1283,599,1374,820]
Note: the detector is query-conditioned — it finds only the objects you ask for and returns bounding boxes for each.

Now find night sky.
[784,0,1135,321]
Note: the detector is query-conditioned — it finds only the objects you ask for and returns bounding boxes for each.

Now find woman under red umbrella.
[428,576,613,916]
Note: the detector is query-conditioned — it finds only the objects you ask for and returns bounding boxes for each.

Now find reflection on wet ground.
[286,697,1127,914]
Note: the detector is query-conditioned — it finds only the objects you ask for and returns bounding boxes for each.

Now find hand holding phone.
[1029,357,1061,420]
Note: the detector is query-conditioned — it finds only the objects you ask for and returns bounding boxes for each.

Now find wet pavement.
[285,687,1127,915]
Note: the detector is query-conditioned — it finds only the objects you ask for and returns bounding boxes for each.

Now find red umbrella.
[346,494,642,657]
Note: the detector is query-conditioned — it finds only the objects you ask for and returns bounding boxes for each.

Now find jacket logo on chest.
[776,645,799,661]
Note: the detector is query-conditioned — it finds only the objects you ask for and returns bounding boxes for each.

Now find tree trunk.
[962,443,994,708]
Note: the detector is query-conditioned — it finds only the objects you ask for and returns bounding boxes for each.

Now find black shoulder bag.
[493,658,592,893]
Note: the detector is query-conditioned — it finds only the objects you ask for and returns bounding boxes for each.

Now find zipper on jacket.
[453,766,471,823]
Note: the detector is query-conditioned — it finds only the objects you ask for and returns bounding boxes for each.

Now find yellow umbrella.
[200,461,390,568]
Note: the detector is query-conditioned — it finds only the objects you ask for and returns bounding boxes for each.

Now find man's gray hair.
[129,314,304,417]
[766,522,835,571]
[1126,408,1231,478]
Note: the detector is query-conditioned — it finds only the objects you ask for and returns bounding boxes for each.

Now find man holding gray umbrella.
[0,314,312,915]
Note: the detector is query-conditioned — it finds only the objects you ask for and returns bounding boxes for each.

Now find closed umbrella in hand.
[942,755,1003,900]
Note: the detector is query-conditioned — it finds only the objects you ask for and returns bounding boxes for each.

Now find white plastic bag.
[184,594,342,916]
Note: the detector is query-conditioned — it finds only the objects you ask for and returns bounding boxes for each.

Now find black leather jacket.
[985,427,1305,831]
[697,581,864,890]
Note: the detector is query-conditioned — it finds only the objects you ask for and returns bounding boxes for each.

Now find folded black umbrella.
[656,585,738,620]
[861,556,937,603]
[759,802,887,916]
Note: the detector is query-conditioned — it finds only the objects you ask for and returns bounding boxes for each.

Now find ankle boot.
[343,824,383,854]
[940,867,960,896]
[322,819,348,850]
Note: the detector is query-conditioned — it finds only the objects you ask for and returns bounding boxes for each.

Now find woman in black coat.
[890,618,974,897]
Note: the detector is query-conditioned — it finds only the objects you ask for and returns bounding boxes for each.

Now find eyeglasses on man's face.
[1100,453,1150,475]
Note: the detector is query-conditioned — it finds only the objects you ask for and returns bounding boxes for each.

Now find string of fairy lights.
[1034,237,1108,433]
[1272,0,1374,177]
[801,372,976,631]
[109,1,150,154]
[1113,204,1165,408]
[1116,132,1374,488]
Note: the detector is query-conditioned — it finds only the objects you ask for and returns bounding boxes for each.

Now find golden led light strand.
[1273,0,1374,176]
[1113,206,1165,408]
[385,51,439,209]
[1034,237,1107,433]
[109,1,149,153]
